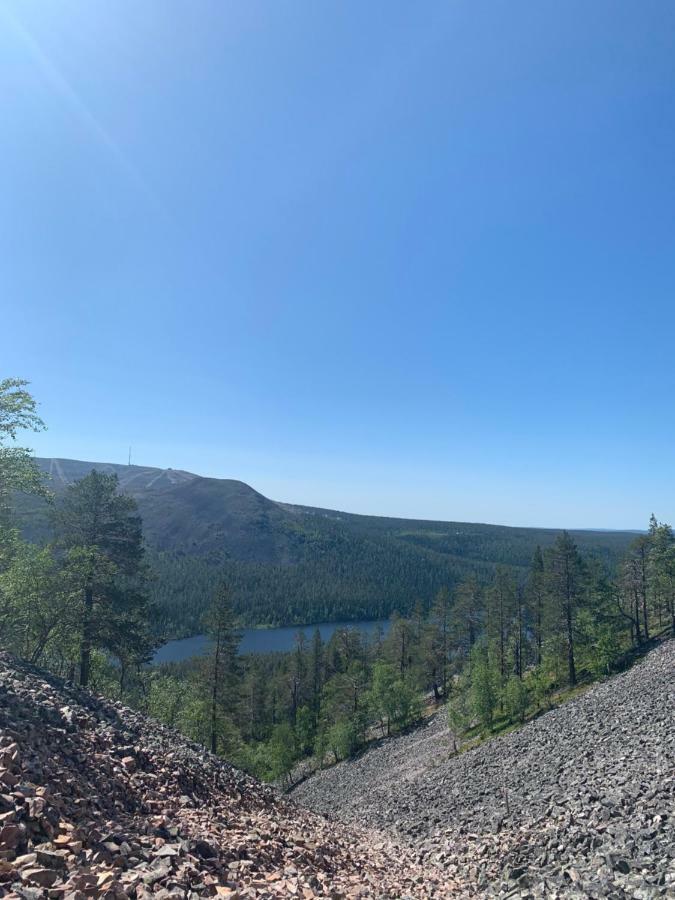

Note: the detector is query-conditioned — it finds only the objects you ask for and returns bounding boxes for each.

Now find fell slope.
[17,458,637,631]
[29,458,636,568]
[293,641,675,898]
[0,653,452,899]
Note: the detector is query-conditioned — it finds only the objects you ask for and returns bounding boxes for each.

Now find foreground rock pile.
[0,654,451,900]
[3,644,673,900]
[294,640,675,898]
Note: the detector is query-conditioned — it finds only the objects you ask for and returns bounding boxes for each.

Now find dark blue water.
[153,619,390,664]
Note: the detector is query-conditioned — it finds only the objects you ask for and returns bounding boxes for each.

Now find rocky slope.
[0,653,455,899]
[293,640,675,898]
[2,645,673,899]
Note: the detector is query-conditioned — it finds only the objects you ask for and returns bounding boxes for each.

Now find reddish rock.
[21,866,60,887]
[0,652,446,899]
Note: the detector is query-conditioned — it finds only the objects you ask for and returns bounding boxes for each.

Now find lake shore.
[153,618,391,664]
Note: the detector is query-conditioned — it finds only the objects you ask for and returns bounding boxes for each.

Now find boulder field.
[293,640,675,898]
[1,642,673,898]
[0,654,446,899]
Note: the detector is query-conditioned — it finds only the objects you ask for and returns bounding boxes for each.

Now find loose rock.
[0,652,445,898]
[293,640,675,897]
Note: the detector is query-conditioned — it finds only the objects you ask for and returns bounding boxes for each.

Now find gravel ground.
[0,653,456,899]
[293,640,675,898]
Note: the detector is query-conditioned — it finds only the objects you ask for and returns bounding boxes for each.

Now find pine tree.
[309,627,324,720]
[486,567,516,691]
[289,631,308,726]
[385,611,414,679]
[526,547,546,666]
[647,517,675,636]
[450,577,483,666]
[52,470,146,686]
[203,583,241,755]
[429,587,451,695]
[634,535,650,642]
[618,554,644,645]
[546,532,586,686]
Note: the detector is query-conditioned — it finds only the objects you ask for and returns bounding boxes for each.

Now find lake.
[153,619,390,664]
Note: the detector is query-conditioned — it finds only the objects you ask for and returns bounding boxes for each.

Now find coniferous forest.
[2,377,674,783]
[18,457,635,637]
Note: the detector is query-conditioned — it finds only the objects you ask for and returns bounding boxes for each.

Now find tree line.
[445,526,674,739]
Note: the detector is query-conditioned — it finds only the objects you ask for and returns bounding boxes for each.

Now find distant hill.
[32,458,298,562]
[18,457,639,636]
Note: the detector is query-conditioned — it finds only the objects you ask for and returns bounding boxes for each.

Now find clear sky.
[2,1,674,528]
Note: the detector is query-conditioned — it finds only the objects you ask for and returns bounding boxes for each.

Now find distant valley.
[18,457,638,637]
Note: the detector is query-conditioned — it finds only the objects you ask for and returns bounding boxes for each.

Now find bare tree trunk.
[640,545,650,641]
[535,589,543,666]
[400,629,407,677]
[563,550,577,687]
[516,587,523,678]
[290,676,299,726]
[566,601,576,687]
[30,639,47,666]
[210,626,222,755]
[79,584,94,687]
[634,585,642,644]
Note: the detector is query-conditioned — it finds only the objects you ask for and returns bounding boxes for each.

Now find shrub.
[503,675,529,724]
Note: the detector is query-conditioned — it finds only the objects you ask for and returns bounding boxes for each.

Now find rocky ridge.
[293,640,675,898]
[0,654,453,899]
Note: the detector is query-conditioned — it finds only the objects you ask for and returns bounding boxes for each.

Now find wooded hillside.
[17,458,637,634]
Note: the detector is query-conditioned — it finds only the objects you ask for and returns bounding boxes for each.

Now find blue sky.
[2,1,674,528]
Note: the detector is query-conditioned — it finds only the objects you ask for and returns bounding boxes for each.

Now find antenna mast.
[128,446,132,467]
